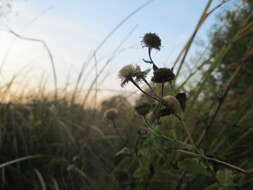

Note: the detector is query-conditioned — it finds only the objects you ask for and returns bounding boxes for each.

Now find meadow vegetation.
[0,0,253,189]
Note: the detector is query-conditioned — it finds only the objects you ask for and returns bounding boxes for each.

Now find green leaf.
[216,169,234,187]
[34,169,47,190]
[0,155,44,169]
[171,129,177,139]
[178,159,210,176]
[204,183,219,190]
[133,167,149,179]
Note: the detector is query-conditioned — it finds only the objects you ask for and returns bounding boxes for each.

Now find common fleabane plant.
[104,33,252,189]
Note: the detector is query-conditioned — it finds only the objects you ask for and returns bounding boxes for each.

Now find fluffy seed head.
[163,95,181,114]
[118,64,141,87]
[104,108,119,120]
[142,33,161,50]
[118,64,140,79]
[152,68,175,83]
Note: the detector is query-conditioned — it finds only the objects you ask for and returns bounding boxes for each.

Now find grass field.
[0,0,253,189]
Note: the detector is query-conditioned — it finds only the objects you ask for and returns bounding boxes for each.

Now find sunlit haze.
[0,0,234,103]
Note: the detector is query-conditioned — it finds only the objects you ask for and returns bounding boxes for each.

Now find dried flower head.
[142,33,161,50]
[176,92,187,111]
[152,68,175,83]
[163,95,181,114]
[135,68,150,82]
[119,64,149,87]
[146,111,157,122]
[104,108,119,120]
[137,127,149,138]
[118,64,140,87]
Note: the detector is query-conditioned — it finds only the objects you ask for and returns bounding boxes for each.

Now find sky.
[0,0,236,103]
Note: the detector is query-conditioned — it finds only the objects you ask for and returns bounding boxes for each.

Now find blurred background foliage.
[0,0,253,189]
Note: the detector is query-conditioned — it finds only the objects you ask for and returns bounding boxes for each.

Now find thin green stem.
[175,114,198,151]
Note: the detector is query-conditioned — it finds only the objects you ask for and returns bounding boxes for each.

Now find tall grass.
[0,0,253,189]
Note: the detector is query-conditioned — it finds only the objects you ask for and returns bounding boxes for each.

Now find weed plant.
[0,0,253,189]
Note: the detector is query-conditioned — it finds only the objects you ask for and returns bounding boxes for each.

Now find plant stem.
[130,79,161,103]
[148,47,158,70]
[175,114,198,151]
[175,149,250,176]
[161,83,164,97]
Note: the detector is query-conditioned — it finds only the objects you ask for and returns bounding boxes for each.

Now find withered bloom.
[142,33,161,50]
[135,68,150,83]
[137,127,149,138]
[176,92,187,111]
[151,68,175,83]
[118,64,140,87]
[162,95,181,114]
[119,64,150,87]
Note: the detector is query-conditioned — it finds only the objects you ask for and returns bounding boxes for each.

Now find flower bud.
[142,33,161,50]
[152,68,175,83]
[162,95,181,114]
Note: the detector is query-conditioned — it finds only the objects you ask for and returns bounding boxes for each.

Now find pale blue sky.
[0,0,236,102]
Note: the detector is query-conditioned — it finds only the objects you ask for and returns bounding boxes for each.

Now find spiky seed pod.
[163,95,181,114]
[151,68,175,83]
[142,33,161,50]
[118,64,140,87]
[104,108,119,120]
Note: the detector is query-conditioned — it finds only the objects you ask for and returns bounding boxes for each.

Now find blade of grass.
[34,169,47,190]
[4,28,58,99]
[0,155,44,168]
[81,26,137,107]
[71,0,154,104]
[52,178,61,190]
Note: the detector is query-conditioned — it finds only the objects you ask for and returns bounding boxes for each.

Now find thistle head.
[151,68,175,83]
[162,95,181,114]
[142,33,161,50]
[104,108,119,120]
